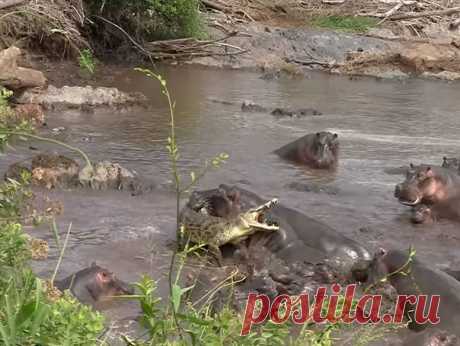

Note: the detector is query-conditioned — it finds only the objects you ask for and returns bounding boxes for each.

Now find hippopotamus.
[394,164,460,206]
[411,198,460,224]
[366,248,460,335]
[187,187,241,218]
[55,263,133,306]
[411,204,435,224]
[273,132,339,169]
[217,184,371,264]
[241,101,268,113]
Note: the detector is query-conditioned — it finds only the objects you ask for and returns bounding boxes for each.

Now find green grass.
[311,15,377,33]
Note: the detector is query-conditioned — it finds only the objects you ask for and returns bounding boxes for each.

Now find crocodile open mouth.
[245,198,280,231]
[256,212,279,227]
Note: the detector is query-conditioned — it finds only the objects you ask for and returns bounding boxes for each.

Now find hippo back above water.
[394,164,460,206]
[365,248,460,335]
[218,184,370,264]
[274,131,339,169]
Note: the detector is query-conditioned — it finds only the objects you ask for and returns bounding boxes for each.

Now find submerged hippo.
[394,164,460,206]
[412,198,460,224]
[366,248,460,335]
[274,132,339,169]
[55,263,133,306]
[217,184,370,264]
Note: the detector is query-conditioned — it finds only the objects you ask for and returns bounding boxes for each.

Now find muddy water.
[2,66,460,336]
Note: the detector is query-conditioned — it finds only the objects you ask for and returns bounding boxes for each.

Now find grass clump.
[311,15,377,33]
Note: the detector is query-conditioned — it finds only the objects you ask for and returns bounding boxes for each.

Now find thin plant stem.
[51,222,72,284]
[0,131,93,170]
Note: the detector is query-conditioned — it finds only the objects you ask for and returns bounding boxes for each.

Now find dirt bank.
[189,0,460,81]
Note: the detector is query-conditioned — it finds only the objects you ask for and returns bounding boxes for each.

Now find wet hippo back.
[367,249,460,335]
[219,184,370,263]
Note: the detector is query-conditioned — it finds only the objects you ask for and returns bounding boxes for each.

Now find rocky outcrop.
[12,103,45,126]
[17,85,147,110]
[0,46,47,90]
[78,161,143,193]
[5,154,145,193]
[337,41,460,80]
[30,154,80,189]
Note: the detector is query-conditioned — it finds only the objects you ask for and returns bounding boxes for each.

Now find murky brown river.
[2,66,460,341]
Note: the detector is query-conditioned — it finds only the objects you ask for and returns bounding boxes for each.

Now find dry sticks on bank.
[360,0,460,36]
[144,32,247,60]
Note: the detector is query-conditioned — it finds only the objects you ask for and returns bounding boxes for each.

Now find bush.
[85,0,204,47]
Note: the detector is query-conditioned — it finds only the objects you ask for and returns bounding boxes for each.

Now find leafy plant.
[0,173,33,222]
[86,0,205,42]
[78,49,97,75]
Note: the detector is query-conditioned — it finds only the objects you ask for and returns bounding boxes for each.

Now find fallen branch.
[288,58,336,68]
[378,1,406,25]
[0,0,25,10]
[201,0,226,12]
[388,6,460,20]
[144,32,246,60]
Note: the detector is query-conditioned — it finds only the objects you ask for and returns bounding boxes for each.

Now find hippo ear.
[333,133,338,139]
[443,156,447,161]
[409,163,414,169]
[376,247,387,258]
[425,166,434,177]
[316,132,321,137]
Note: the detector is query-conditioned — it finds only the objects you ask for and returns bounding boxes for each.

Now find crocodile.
[180,195,280,266]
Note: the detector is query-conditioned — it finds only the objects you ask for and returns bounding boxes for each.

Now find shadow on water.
[2,65,460,340]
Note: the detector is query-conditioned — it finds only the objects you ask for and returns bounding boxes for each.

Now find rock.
[422,71,460,81]
[17,85,147,110]
[0,46,47,90]
[78,161,143,193]
[271,107,322,117]
[30,154,80,189]
[12,103,45,126]
[400,43,460,74]
[241,100,267,113]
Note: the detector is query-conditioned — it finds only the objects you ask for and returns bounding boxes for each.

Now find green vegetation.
[86,0,204,42]
[0,90,105,345]
[311,16,377,33]
[0,87,34,151]
[78,49,97,75]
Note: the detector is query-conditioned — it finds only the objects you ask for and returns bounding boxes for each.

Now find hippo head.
[188,188,241,218]
[86,263,134,302]
[411,204,434,224]
[365,248,393,287]
[309,132,339,168]
[394,165,446,206]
